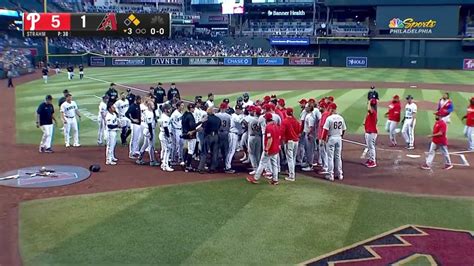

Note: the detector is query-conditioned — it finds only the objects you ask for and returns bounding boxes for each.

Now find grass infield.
[19,176,474,265]
[15,67,474,146]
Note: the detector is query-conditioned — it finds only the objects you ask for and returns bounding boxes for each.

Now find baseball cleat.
[224,169,236,174]
[268,180,279,185]
[65,144,70,147]
[406,146,415,150]
[249,170,256,175]
[317,170,328,175]
[73,144,81,147]
[263,171,272,177]
[179,161,185,166]
[129,155,137,159]
[150,161,160,167]
[44,148,54,153]
[246,176,259,184]
[337,175,344,180]
[443,164,453,170]
[39,147,44,153]
[325,175,335,181]
[112,158,119,162]
[164,167,174,172]
[135,159,146,165]
[366,161,377,168]
[106,161,117,165]
[421,164,431,170]
[284,177,295,182]
[302,166,313,172]
[97,141,103,146]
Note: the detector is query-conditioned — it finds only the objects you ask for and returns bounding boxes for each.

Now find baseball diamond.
[1,0,474,265]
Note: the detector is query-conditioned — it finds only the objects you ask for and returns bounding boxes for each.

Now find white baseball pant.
[402,118,416,147]
[159,132,172,168]
[240,131,248,150]
[106,129,117,162]
[67,72,73,80]
[186,139,197,156]
[129,123,142,156]
[464,126,474,151]
[385,120,398,145]
[248,135,262,170]
[97,117,106,144]
[318,141,328,171]
[285,140,298,179]
[441,115,451,124]
[140,128,156,162]
[365,133,377,163]
[326,136,343,179]
[171,129,183,163]
[254,153,279,182]
[296,134,306,164]
[42,75,48,84]
[425,142,452,167]
[225,132,239,169]
[55,68,60,74]
[63,117,79,146]
[40,124,54,149]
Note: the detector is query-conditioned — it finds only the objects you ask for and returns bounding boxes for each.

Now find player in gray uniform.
[215,102,232,169]
[247,106,263,175]
[225,105,244,173]
[322,103,346,181]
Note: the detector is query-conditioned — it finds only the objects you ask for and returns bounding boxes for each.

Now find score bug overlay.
[23,13,170,37]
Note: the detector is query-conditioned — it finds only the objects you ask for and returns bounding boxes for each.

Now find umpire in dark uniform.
[368,86,379,110]
[106,83,119,104]
[126,88,136,103]
[7,69,14,88]
[154,82,166,104]
[197,107,221,174]
[167,82,180,101]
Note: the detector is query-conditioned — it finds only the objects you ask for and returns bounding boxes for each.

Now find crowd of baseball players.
[36,83,474,183]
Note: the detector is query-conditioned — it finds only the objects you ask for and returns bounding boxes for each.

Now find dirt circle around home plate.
[1,73,473,266]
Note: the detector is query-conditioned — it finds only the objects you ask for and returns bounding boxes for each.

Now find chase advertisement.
[376,5,460,37]
[223,57,252,66]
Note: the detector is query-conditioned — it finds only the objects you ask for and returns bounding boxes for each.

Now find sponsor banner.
[90,56,106,67]
[266,9,306,17]
[223,57,252,66]
[289,57,314,66]
[257,57,284,66]
[151,57,183,66]
[463,59,474,70]
[112,57,145,66]
[346,57,368,68]
[189,57,219,65]
[270,38,309,46]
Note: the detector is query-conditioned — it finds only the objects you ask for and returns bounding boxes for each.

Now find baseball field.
[1,66,473,265]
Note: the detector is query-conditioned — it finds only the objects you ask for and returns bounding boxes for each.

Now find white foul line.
[342,138,402,153]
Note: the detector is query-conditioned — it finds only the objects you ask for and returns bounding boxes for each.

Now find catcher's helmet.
[89,164,101,172]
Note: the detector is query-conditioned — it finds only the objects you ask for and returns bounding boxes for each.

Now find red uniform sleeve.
[321,128,329,141]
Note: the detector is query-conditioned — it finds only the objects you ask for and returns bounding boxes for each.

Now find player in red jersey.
[422,111,453,170]
[364,99,378,168]
[247,113,281,185]
[385,95,401,147]
[462,97,474,151]
[281,107,302,181]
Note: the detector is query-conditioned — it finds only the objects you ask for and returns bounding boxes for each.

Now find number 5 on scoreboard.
[23,13,71,31]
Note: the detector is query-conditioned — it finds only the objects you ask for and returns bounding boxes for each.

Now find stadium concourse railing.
[45,52,319,67]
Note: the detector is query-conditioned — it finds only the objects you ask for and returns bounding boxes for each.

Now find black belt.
[175,128,182,130]
[65,116,75,119]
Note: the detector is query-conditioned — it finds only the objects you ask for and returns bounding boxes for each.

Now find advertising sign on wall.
[269,38,309,46]
[463,59,474,70]
[112,57,145,66]
[189,57,220,65]
[151,57,182,65]
[289,57,314,66]
[266,9,305,17]
[90,56,106,66]
[346,57,368,68]
[223,57,252,66]
[257,57,284,66]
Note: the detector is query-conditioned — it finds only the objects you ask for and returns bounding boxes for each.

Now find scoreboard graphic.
[23,13,171,37]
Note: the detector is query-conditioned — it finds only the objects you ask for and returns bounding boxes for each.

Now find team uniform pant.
[254,153,279,182]
[97,117,106,144]
[385,120,399,145]
[304,133,315,166]
[248,135,262,170]
[67,72,73,80]
[63,117,79,146]
[40,124,54,149]
[326,136,343,179]
[119,117,131,144]
[464,126,474,151]
[42,75,48,84]
[318,140,328,171]
[296,134,306,164]
[426,142,452,167]
[184,138,197,167]
[402,118,416,147]
[365,133,378,163]
[7,77,13,88]
[55,68,60,74]
[129,123,142,156]
[159,132,172,168]
[106,130,117,162]
[198,134,219,171]
[285,140,298,179]
[441,115,451,124]
[240,131,248,151]
[226,132,239,169]
[171,129,183,163]
[79,71,84,79]
[218,133,229,167]
[140,128,156,162]
[197,131,205,153]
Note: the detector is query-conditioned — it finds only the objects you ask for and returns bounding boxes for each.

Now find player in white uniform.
[97,96,108,145]
[170,102,185,165]
[302,104,316,171]
[159,104,174,171]
[114,92,130,145]
[401,95,417,150]
[193,100,207,159]
[60,93,81,147]
[242,92,254,108]
[225,105,244,173]
[136,101,159,166]
[296,99,308,166]
[205,93,214,109]
[322,103,346,181]
[105,104,120,165]
[247,106,262,174]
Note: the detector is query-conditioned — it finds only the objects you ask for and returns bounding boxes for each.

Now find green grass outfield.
[20,177,474,265]
[15,67,474,145]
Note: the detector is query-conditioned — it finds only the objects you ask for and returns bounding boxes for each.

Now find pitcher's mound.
[0,165,90,188]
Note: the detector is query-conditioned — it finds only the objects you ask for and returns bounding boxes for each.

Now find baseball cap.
[370,86,375,90]
[255,106,262,115]
[65,93,72,97]
[319,102,327,109]
[393,95,400,99]
[63,89,69,94]
[263,95,271,102]
[208,93,213,97]
[308,98,316,103]
[271,94,277,98]
[237,96,243,102]
[220,102,228,109]
[286,107,294,115]
[299,99,307,104]
[248,105,255,112]
[187,103,195,109]
[171,82,176,85]
[328,96,335,102]
[126,88,131,92]
[277,98,285,106]
[470,97,474,102]
[45,95,52,100]
[406,95,414,100]
[328,103,337,110]
[223,98,230,103]
[370,99,377,105]
[158,82,162,85]
[235,105,243,110]
[243,92,249,98]
[264,112,273,121]
[110,83,115,86]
